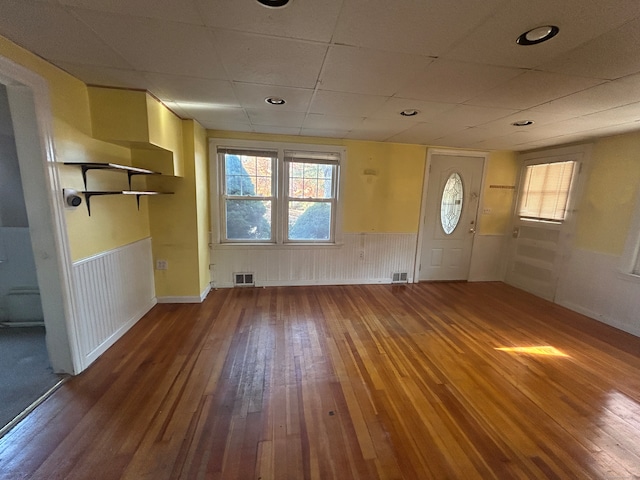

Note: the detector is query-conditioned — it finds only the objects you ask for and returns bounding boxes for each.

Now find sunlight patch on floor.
[495,345,570,357]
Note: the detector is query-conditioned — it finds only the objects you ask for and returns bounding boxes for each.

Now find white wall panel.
[211,233,417,287]
[556,248,640,337]
[72,237,156,370]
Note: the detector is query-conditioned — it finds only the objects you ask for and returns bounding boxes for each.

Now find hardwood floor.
[1,282,640,479]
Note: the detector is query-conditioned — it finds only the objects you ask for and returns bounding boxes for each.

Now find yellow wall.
[0,35,152,261]
[148,119,207,297]
[479,150,519,235]
[209,130,427,233]
[193,121,210,293]
[575,132,640,255]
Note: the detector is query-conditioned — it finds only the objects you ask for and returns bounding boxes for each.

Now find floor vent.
[391,272,408,283]
[234,273,255,287]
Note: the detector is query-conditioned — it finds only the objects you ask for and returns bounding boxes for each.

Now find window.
[518,161,575,222]
[440,172,463,235]
[215,142,343,244]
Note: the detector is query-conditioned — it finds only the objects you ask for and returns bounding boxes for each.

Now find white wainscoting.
[555,248,640,337]
[211,233,418,288]
[72,237,156,370]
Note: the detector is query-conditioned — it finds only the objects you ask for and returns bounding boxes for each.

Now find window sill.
[214,242,343,249]
[616,271,640,284]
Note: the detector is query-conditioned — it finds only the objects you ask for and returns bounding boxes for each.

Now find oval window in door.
[441,172,463,235]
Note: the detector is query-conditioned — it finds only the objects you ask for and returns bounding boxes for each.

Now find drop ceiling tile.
[59,0,204,24]
[396,60,523,104]
[300,128,351,139]
[466,71,603,110]
[176,105,249,124]
[368,97,455,122]
[213,30,327,88]
[437,105,518,128]
[538,16,640,80]
[0,0,129,68]
[309,91,388,117]
[386,123,461,144]
[319,46,434,96]
[208,123,254,134]
[443,0,640,69]
[246,109,306,127]
[303,114,364,130]
[581,102,640,125]
[233,83,313,113]
[253,125,302,136]
[332,0,503,56]
[55,63,149,89]
[531,75,640,116]
[73,9,227,79]
[197,0,343,42]
[345,118,415,142]
[143,74,239,106]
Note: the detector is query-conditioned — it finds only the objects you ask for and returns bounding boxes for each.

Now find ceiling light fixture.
[512,120,535,127]
[517,25,559,45]
[265,96,286,105]
[400,109,419,117]
[256,0,290,8]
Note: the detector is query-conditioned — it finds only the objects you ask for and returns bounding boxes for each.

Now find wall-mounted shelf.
[64,162,173,215]
[64,162,161,189]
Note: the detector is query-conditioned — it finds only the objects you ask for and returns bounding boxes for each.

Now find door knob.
[469,228,476,233]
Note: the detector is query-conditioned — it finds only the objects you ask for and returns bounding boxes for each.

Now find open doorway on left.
[0,83,64,436]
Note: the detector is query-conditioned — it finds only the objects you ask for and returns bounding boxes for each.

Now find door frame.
[413,148,489,283]
[0,54,80,373]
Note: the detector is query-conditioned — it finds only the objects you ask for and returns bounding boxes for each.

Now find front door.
[418,154,483,281]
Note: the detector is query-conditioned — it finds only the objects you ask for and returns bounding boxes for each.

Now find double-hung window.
[215,142,343,244]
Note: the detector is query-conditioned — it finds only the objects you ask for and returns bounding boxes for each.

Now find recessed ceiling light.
[265,96,286,105]
[512,120,535,127]
[517,25,559,45]
[400,109,419,117]
[256,0,290,8]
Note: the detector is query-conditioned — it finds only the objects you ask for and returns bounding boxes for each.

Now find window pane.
[518,161,574,221]
[225,154,272,197]
[288,162,334,199]
[440,173,464,235]
[225,199,271,240]
[288,201,331,240]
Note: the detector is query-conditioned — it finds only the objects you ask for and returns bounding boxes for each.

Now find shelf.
[82,190,173,216]
[64,162,161,190]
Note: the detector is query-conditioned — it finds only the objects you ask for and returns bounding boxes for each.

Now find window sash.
[518,161,575,222]
[284,159,337,243]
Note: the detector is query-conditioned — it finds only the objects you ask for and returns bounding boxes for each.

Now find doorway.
[415,151,485,281]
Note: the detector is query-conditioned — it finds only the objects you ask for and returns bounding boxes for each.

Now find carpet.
[0,326,62,430]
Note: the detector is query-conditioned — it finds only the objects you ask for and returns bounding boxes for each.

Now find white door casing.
[416,151,485,281]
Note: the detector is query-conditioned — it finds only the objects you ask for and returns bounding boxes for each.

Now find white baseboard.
[157,284,212,303]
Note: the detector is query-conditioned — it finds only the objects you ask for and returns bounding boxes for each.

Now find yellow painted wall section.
[0,35,151,261]
[147,95,184,177]
[193,121,211,293]
[208,130,427,233]
[575,132,640,255]
[148,119,200,297]
[478,150,519,235]
[87,87,149,144]
[342,140,426,232]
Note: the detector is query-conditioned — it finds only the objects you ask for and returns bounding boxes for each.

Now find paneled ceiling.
[2,0,640,151]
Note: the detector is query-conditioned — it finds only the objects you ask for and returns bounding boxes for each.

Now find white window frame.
[210,139,345,247]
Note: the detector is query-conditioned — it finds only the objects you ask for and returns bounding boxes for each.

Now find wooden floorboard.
[1,282,640,479]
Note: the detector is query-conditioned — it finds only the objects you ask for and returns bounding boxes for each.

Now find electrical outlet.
[359,250,365,259]
[156,259,168,270]
[483,208,492,214]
